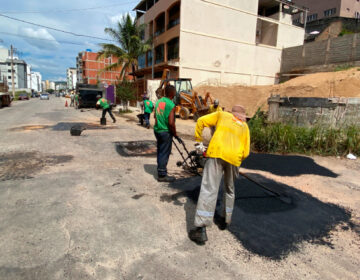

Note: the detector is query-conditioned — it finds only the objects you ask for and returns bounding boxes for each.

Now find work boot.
[189,227,208,245]
[214,213,228,230]
[113,118,116,123]
[146,124,150,129]
[157,175,176,183]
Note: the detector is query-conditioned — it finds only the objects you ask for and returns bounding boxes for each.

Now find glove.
[195,142,206,153]
[175,135,183,144]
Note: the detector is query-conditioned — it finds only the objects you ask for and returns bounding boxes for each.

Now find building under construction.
[133,0,307,87]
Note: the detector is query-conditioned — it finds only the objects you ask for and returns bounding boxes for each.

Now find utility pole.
[10,45,15,99]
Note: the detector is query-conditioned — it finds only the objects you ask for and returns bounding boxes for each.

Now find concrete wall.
[281,33,359,73]
[179,0,304,86]
[269,96,360,127]
[340,0,360,18]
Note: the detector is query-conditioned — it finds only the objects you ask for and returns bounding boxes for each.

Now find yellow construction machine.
[155,69,213,121]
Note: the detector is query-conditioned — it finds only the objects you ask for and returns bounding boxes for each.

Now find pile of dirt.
[195,68,360,117]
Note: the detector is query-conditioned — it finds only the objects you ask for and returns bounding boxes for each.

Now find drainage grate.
[115,141,157,157]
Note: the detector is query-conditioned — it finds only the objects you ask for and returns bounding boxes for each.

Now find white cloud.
[52,76,67,82]
[18,27,60,50]
[108,12,135,25]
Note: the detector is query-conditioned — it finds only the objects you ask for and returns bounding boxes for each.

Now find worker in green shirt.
[74,93,79,109]
[96,95,116,123]
[154,85,182,182]
[143,96,154,129]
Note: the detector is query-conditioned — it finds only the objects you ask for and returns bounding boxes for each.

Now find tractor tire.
[179,107,190,120]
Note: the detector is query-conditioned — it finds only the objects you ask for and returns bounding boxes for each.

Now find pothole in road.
[115,141,157,157]
[0,151,73,181]
[52,122,119,131]
[9,125,50,131]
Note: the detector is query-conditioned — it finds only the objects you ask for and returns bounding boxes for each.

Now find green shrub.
[339,29,354,37]
[334,64,353,72]
[116,80,136,110]
[14,91,29,100]
[248,110,360,156]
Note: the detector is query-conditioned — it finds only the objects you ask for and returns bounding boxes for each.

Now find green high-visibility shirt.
[96,98,110,109]
[144,100,154,114]
[154,97,175,133]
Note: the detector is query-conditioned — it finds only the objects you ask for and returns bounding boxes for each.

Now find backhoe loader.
[155,69,213,121]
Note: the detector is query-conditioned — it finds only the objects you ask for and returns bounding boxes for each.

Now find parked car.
[40,93,49,100]
[18,94,29,100]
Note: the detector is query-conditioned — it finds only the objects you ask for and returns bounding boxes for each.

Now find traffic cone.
[65,100,68,107]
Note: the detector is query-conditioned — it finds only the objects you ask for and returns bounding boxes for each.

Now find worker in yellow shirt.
[189,105,250,245]
[208,99,222,114]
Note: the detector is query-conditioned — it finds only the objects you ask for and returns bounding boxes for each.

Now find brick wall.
[80,52,128,85]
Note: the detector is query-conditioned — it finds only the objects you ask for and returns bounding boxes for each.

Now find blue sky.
[0,0,138,81]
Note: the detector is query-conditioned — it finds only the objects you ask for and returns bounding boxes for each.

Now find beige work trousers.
[194,158,239,227]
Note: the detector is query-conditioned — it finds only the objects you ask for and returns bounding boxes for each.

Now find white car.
[40,93,49,100]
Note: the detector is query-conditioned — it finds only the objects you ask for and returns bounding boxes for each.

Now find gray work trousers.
[194,158,239,227]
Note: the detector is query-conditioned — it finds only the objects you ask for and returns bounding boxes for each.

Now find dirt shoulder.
[194,67,360,117]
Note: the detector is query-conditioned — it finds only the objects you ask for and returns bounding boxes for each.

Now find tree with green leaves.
[116,80,136,111]
[98,14,151,81]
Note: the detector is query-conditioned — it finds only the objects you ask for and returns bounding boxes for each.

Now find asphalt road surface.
[0,97,359,280]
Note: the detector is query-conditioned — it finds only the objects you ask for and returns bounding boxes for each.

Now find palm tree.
[97,14,151,81]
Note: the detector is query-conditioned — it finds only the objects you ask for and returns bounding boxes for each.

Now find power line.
[0,13,116,42]
[0,31,93,46]
[0,1,138,14]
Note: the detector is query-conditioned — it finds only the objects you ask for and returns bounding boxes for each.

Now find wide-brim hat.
[232,105,247,122]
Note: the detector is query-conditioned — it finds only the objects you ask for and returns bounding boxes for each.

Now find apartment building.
[76,51,124,85]
[293,0,360,24]
[67,68,77,89]
[0,58,27,90]
[31,72,42,92]
[134,0,305,86]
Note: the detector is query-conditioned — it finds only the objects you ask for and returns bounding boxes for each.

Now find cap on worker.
[96,95,101,98]
[214,99,219,105]
[232,105,247,122]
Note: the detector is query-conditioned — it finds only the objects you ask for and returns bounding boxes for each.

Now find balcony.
[168,18,180,30]
[167,2,180,30]
[154,12,165,37]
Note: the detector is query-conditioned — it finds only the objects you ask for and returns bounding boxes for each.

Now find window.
[175,80,192,93]
[155,13,165,37]
[8,69,11,72]
[8,76,11,79]
[293,18,301,24]
[168,2,180,30]
[147,50,152,67]
[356,11,360,19]
[138,54,146,69]
[167,37,179,61]
[256,18,278,47]
[324,8,336,17]
[307,13,318,22]
[140,29,145,41]
[155,44,164,64]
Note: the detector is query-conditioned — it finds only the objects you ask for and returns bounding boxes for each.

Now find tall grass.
[248,111,360,156]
